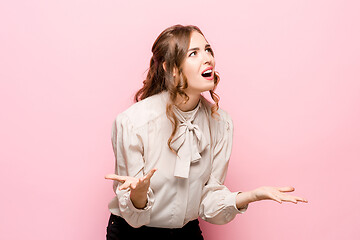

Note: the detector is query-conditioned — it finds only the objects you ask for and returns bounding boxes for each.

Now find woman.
[105,25,307,240]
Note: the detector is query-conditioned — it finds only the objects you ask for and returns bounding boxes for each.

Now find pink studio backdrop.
[1,0,359,239]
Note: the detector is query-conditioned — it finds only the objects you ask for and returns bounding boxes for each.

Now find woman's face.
[181,31,215,95]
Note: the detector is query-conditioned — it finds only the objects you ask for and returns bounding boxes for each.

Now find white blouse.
[108,91,248,228]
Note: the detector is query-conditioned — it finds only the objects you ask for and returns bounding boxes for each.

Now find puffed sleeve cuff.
[222,192,248,222]
[231,191,248,214]
[118,188,155,228]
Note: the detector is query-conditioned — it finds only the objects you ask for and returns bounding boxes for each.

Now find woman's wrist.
[235,190,257,210]
[130,189,148,209]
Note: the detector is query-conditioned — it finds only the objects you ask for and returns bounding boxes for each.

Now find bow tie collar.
[170,102,209,178]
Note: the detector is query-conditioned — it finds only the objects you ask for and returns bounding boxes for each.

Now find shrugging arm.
[110,114,155,228]
[199,112,248,224]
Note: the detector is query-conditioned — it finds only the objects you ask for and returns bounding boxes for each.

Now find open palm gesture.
[252,186,307,204]
[105,168,157,193]
[105,169,157,209]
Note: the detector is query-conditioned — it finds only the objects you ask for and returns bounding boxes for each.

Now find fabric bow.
[170,103,208,178]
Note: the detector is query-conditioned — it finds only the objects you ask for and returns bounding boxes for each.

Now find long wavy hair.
[134,24,220,151]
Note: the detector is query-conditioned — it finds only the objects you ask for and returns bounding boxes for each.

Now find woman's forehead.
[189,31,208,48]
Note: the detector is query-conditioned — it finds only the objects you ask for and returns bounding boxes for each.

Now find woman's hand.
[236,186,307,209]
[251,186,308,204]
[105,168,157,209]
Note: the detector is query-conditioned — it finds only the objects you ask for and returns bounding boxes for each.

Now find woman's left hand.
[251,186,308,204]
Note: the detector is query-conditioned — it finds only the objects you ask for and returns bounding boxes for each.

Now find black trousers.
[106,214,204,240]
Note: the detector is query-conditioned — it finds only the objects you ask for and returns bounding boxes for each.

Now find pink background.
[1,0,359,239]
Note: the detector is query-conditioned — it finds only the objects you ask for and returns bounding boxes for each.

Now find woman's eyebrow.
[188,44,211,52]
[188,47,199,52]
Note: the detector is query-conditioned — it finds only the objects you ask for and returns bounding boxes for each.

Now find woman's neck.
[175,92,201,112]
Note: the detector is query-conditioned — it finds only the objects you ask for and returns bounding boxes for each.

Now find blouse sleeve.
[199,111,248,225]
[111,113,155,228]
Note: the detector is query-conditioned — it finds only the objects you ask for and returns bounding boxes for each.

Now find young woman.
[105,25,307,240]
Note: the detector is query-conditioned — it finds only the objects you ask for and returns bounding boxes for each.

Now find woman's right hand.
[105,168,157,209]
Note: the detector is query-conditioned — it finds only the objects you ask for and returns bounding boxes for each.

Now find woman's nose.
[202,51,213,64]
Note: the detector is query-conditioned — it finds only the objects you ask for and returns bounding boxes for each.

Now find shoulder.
[115,91,168,130]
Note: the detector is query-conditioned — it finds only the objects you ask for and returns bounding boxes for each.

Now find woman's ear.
[163,62,178,78]
[162,62,167,72]
[172,66,178,78]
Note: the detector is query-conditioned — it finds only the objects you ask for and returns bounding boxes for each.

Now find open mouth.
[201,69,213,78]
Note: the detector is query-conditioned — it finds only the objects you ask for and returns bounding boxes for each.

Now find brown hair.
[134,24,220,151]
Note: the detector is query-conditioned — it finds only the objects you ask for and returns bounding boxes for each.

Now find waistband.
[109,213,200,230]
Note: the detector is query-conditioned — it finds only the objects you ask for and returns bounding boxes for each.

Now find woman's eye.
[206,48,214,55]
[189,51,196,57]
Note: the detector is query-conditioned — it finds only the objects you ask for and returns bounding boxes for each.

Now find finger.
[138,176,150,189]
[130,181,138,190]
[139,176,147,184]
[278,194,299,204]
[294,196,308,203]
[105,174,127,182]
[283,198,298,204]
[277,186,295,192]
[269,194,282,204]
[282,199,298,204]
[144,168,157,180]
[118,181,131,191]
[281,193,308,203]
